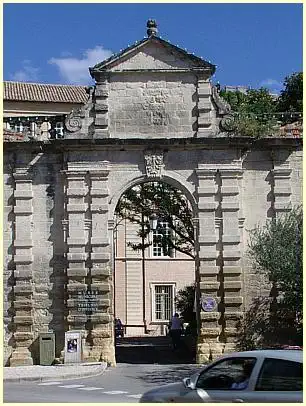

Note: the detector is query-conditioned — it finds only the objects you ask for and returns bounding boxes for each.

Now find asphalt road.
[4,363,199,403]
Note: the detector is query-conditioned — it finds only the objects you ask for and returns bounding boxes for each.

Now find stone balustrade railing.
[3,111,303,141]
[3,115,66,141]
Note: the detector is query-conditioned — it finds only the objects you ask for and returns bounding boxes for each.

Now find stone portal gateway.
[4,21,302,366]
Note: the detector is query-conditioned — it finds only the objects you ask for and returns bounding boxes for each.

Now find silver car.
[139,350,302,403]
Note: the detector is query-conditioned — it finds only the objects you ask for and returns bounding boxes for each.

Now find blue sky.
[4,3,303,93]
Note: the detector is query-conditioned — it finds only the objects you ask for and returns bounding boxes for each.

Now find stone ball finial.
[147,19,158,37]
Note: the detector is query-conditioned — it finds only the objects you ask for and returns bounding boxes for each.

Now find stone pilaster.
[195,168,221,362]
[65,170,88,334]
[94,74,109,139]
[10,168,34,366]
[219,168,243,352]
[272,152,292,215]
[196,74,212,137]
[87,165,115,366]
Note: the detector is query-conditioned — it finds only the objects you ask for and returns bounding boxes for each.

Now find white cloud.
[259,78,283,93]
[11,60,39,82]
[49,46,113,85]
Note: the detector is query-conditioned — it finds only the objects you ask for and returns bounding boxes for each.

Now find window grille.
[14,122,23,133]
[55,122,64,138]
[152,221,171,257]
[153,285,174,321]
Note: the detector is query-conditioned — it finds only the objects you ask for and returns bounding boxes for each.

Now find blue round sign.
[201,297,217,312]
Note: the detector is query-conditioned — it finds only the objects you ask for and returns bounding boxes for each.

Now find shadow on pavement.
[139,364,201,385]
[115,335,196,365]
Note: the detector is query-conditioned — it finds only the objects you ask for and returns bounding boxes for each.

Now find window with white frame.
[14,122,23,133]
[152,220,172,257]
[152,284,175,321]
[55,122,64,138]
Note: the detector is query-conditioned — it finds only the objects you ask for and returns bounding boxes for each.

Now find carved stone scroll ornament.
[64,107,85,132]
[211,86,231,115]
[144,151,164,178]
[220,113,237,132]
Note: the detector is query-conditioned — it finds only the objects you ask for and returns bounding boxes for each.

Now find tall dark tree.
[277,72,303,123]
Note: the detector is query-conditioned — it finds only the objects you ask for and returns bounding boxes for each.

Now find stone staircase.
[115,335,196,364]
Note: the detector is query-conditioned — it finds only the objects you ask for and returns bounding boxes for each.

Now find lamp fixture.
[149,212,159,230]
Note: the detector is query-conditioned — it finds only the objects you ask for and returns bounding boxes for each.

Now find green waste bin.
[39,332,55,365]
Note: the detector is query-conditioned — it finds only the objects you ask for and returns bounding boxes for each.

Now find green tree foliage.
[175,284,197,335]
[219,88,278,137]
[237,207,303,349]
[277,72,303,114]
[248,207,302,319]
[175,284,196,324]
[115,182,194,258]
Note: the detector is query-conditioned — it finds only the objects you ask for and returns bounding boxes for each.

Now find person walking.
[169,313,183,350]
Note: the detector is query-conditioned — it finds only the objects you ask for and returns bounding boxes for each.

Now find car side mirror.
[183,377,195,390]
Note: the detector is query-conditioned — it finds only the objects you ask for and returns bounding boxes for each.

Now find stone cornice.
[4,137,302,152]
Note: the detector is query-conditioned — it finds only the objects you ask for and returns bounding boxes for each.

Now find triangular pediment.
[90,37,215,74]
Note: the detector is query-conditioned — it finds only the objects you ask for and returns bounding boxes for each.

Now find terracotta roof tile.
[4,81,89,104]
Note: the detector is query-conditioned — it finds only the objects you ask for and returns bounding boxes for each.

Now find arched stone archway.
[60,145,246,365]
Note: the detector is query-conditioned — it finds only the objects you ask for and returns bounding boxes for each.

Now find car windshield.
[196,357,257,390]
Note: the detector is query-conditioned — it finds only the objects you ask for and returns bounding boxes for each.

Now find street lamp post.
[142,212,159,335]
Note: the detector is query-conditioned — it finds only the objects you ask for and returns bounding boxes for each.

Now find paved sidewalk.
[4,362,107,383]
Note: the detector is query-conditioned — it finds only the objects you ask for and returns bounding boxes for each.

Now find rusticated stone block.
[13,332,34,341]
[14,316,33,324]
[14,255,33,264]
[199,327,220,339]
[95,88,109,97]
[224,296,243,305]
[199,282,219,291]
[67,253,87,261]
[67,283,87,292]
[91,328,112,339]
[95,117,108,127]
[14,240,33,248]
[90,189,109,198]
[199,266,219,275]
[91,253,110,261]
[66,188,87,197]
[200,311,219,321]
[90,268,111,277]
[14,269,33,279]
[67,314,87,323]
[67,268,88,277]
[224,312,243,320]
[223,266,242,275]
[223,281,242,290]
[9,348,33,366]
[67,238,87,246]
[89,313,111,323]
[35,284,50,293]
[90,238,110,246]
[14,285,34,294]
[224,327,238,336]
[90,204,108,213]
[90,283,111,292]
[95,103,108,112]
[14,299,33,309]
